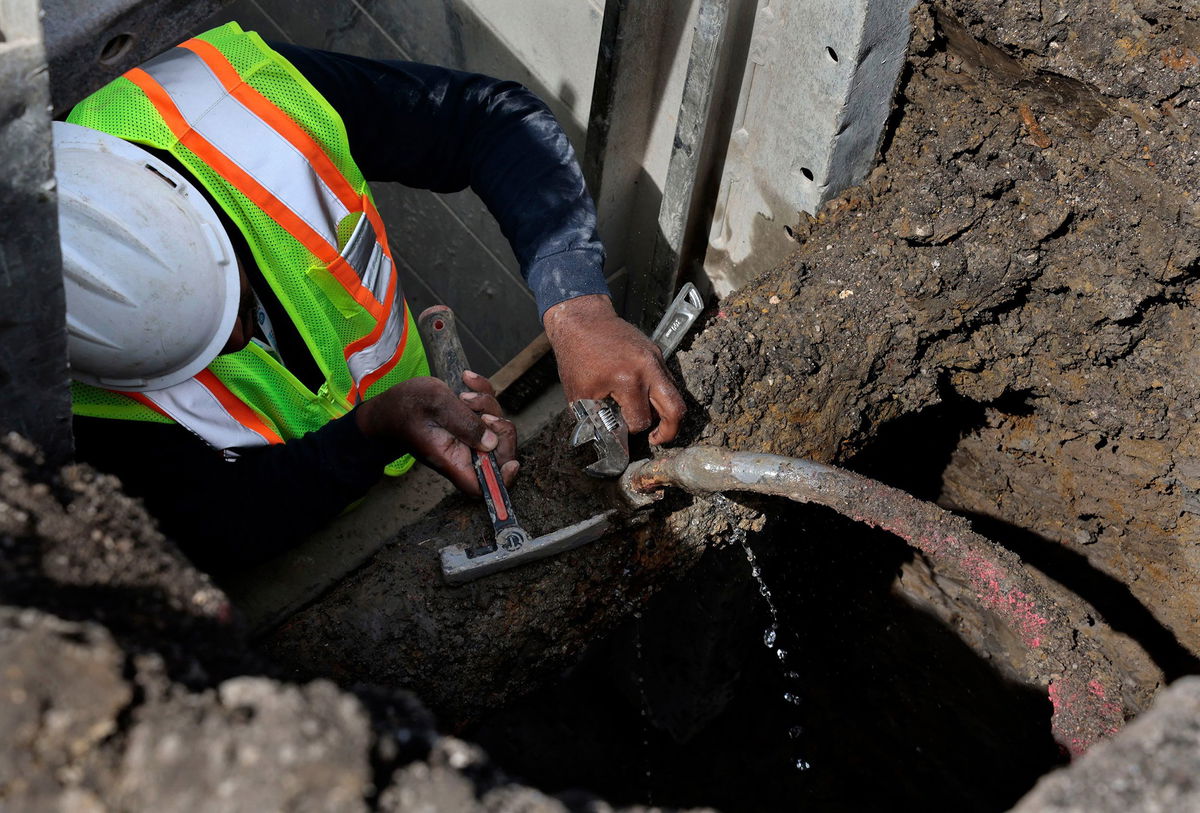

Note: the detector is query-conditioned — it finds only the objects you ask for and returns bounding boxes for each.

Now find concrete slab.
[0,0,72,464]
[43,0,235,113]
[703,0,916,296]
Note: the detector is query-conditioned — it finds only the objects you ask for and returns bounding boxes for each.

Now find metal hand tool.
[417,305,621,585]
[570,282,704,477]
[417,306,531,559]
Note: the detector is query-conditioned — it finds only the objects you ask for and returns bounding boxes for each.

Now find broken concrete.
[1013,676,1200,813]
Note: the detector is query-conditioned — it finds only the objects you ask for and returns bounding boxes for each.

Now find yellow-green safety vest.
[68,22,428,475]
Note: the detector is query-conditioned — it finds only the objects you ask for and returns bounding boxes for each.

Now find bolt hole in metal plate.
[800,167,814,181]
[826,46,839,62]
[99,34,135,66]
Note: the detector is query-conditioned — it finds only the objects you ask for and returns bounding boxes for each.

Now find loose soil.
[0,435,631,811]
[4,0,1199,810]
[678,0,1200,665]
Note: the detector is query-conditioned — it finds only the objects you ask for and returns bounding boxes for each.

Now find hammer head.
[438,510,617,584]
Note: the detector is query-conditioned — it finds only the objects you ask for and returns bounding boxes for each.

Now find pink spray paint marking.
[1048,677,1125,757]
[959,551,1049,648]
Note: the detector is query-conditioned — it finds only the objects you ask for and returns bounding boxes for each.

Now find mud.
[254,0,1200,807]
[6,0,1200,809]
[0,435,653,811]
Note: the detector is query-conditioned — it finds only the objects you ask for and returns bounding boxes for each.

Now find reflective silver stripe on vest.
[340,213,391,303]
[141,47,348,249]
[142,378,272,452]
[347,270,403,398]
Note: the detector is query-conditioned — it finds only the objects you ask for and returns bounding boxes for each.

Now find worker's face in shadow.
[220,260,256,355]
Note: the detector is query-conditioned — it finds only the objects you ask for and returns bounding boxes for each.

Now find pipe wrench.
[570,283,704,477]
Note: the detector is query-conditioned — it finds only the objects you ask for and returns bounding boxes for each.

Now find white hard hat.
[54,121,240,392]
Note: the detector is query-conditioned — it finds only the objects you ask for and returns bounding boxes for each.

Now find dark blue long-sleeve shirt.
[73,41,609,571]
[274,43,609,317]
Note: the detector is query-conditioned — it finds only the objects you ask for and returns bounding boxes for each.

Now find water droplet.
[763,626,777,647]
[795,759,812,771]
[751,565,761,578]
[776,648,788,662]
[788,726,804,739]
[783,692,802,705]
[785,671,800,681]
[633,611,642,619]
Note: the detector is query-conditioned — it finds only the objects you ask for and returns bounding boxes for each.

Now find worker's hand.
[544,294,686,444]
[355,373,518,495]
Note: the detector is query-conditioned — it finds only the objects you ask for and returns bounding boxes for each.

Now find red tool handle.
[416,306,522,548]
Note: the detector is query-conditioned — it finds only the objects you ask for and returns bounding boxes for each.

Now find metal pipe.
[624,446,1138,757]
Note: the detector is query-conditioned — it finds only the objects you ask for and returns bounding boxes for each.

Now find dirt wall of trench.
[676,0,1200,662]
[5,0,1200,808]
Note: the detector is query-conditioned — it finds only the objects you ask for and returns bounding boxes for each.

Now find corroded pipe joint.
[627,446,855,512]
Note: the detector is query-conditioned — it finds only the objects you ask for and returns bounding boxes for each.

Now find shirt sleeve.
[72,412,396,572]
[270,41,611,318]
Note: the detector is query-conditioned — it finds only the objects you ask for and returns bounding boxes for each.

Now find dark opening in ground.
[467,496,1067,812]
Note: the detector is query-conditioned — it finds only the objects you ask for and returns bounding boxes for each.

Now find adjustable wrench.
[570,283,704,477]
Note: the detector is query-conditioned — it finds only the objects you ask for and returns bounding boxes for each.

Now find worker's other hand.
[544,294,686,445]
[355,372,518,495]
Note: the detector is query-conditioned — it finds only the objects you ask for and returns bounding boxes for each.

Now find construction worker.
[59,22,685,570]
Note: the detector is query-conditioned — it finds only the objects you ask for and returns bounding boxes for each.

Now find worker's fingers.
[460,390,504,420]
[647,374,686,445]
[434,396,497,454]
[543,293,687,444]
[356,377,504,497]
[462,369,497,398]
[612,376,654,435]
[427,450,482,497]
[481,413,518,471]
[500,459,520,487]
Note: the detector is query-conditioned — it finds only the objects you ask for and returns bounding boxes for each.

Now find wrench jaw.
[569,399,630,477]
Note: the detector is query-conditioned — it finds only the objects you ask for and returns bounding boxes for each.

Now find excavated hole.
[465,502,1065,812]
[460,397,1053,810]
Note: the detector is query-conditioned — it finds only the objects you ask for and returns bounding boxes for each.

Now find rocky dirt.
[1012,675,1200,812]
[679,0,1200,663]
[258,0,1200,808]
[0,434,664,811]
[5,0,1200,810]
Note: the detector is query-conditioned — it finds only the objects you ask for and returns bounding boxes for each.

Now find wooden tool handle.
[417,305,471,396]
[417,304,526,555]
